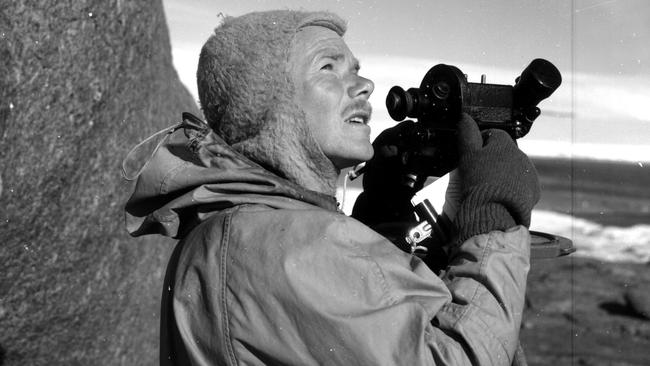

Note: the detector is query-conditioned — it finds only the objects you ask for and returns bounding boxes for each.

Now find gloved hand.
[351,120,420,228]
[454,113,540,242]
[360,120,416,193]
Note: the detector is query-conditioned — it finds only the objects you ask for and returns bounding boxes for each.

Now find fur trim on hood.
[197,10,347,195]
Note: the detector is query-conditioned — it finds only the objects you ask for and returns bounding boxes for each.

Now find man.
[125,10,538,365]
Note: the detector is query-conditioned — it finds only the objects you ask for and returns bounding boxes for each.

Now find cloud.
[360,54,650,123]
[357,54,650,149]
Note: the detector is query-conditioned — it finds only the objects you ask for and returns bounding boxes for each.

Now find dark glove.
[455,113,540,242]
[352,120,419,228]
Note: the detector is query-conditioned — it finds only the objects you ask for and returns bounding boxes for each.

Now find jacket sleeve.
[283,215,530,366]
[432,227,530,364]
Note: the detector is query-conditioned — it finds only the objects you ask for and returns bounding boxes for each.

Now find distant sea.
[532,157,650,263]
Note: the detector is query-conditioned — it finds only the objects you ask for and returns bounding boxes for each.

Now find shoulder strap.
[121,112,209,181]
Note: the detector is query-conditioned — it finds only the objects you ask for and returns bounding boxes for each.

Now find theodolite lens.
[386,86,416,121]
[513,58,562,108]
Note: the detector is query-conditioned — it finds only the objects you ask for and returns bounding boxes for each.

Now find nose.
[348,75,374,99]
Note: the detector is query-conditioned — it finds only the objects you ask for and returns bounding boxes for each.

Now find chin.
[358,146,374,163]
[333,147,374,170]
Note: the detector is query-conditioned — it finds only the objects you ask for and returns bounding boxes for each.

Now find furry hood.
[197,10,347,195]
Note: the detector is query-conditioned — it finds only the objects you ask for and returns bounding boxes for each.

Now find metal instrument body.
[386,58,562,140]
[382,59,573,259]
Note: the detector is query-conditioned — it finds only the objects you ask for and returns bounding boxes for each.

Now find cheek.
[299,81,342,132]
[297,83,323,119]
[304,81,341,114]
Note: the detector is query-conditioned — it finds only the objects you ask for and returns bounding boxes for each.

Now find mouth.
[344,111,371,125]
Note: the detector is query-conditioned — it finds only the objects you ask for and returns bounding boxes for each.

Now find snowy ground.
[530,209,650,263]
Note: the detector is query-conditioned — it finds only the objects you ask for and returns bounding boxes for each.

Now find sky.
[162,0,650,162]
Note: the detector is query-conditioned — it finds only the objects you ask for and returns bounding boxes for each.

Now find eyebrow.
[320,52,361,71]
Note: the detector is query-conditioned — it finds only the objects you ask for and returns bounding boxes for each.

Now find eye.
[320,63,333,71]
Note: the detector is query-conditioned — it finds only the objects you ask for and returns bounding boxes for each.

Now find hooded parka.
[125,125,530,366]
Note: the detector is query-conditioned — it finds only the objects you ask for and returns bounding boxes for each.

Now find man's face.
[289,26,375,170]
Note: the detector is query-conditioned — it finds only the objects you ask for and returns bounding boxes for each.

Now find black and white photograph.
[1,0,649,365]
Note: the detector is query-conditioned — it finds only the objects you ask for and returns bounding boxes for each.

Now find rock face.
[0,1,200,365]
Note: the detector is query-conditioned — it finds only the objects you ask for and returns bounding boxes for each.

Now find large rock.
[0,1,200,364]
